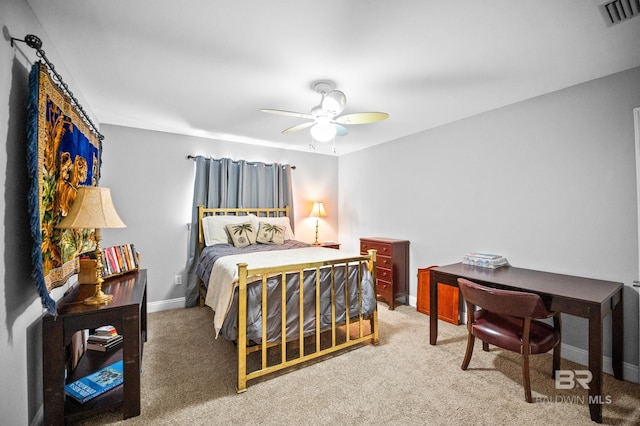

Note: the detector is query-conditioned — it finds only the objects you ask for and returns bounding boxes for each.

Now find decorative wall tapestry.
[27,61,102,314]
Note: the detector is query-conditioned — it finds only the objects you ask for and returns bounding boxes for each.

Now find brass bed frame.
[197,205,379,392]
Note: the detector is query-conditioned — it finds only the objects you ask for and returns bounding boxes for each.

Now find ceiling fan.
[261,81,389,144]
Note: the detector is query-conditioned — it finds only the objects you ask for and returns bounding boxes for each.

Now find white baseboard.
[148,297,185,313]
[561,342,639,384]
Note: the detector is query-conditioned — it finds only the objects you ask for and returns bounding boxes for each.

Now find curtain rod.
[186,155,295,169]
[10,34,104,141]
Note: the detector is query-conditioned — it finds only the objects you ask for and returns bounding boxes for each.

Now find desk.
[429,263,623,424]
[42,270,147,425]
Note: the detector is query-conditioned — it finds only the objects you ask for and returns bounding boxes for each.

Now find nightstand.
[318,242,340,249]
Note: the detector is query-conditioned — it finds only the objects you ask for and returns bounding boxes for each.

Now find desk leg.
[429,270,438,345]
[588,308,603,423]
[612,289,624,380]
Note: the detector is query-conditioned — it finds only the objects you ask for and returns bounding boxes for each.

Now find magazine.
[65,360,124,403]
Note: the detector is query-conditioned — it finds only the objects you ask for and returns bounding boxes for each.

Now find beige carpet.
[74,305,640,425]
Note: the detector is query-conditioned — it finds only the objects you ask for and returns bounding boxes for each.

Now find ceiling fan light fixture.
[310,122,336,142]
[261,80,388,151]
[322,90,346,116]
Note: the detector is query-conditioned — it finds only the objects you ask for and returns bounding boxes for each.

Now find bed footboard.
[236,249,378,392]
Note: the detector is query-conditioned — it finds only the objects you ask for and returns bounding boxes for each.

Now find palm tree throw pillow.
[225,222,257,247]
[256,222,285,245]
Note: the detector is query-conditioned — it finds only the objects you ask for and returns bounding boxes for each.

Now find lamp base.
[84,288,113,305]
[313,218,320,245]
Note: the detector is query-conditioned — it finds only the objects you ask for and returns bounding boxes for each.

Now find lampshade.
[310,120,337,142]
[57,186,126,229]
[309,202,327,218]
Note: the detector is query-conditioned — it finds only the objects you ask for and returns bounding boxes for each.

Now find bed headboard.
[197,205,290,249]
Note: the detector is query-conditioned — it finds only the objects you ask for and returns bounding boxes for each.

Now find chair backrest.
[457,278,551,319]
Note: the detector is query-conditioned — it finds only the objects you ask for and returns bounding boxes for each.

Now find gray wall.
[98,124,340,305]
[339,66,640,374]
[0,1,97,424]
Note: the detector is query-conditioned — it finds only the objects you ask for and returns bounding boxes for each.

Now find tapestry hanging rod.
[186,155,296,169]
[10,34,104,141]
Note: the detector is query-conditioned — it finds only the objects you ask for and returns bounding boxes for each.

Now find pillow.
[256,221,285,245]
[202,214,257,246]
[225,221,257,248]
[258,216,295,240]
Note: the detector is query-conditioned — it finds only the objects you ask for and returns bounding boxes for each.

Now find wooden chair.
[457,278,561,402]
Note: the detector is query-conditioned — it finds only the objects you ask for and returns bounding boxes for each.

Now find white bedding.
[204,246,363,337]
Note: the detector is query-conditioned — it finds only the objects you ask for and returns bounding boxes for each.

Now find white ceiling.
[25,0,640,155]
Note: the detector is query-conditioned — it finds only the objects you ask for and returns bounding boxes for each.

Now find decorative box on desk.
[360,237,409,310]
[42,269,147,425]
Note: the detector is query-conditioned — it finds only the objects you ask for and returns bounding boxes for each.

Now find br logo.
[555,370,592,389]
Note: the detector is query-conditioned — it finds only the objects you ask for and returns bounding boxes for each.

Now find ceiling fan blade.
[334,112,389,125]
[282,121,314,134]
[261,109,314,120]
[334,124,348,136]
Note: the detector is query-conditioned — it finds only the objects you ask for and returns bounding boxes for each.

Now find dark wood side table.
[318,242,340,249]
[42,269,147,425]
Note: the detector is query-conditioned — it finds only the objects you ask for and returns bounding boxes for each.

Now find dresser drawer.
[377,278,393,297]
[376,266,393,282]
[376,254,393,270]
[360,240,393,257]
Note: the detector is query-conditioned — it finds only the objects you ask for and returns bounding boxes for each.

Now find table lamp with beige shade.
[309,201,326,245]
[56,186,126,305]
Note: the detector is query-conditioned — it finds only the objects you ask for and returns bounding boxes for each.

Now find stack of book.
[462,252,509,269]
[87,325,123,352]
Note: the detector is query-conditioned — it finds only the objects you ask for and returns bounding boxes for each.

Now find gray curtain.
[184,156,294,307]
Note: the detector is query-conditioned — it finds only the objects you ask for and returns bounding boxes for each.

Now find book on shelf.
[87,325,122,351]
[87,333,121,344]
[113,245,124,270]
[97,244,141,277]
[87,335,123,352]
[95,325,117,336]
[65,360,124,404]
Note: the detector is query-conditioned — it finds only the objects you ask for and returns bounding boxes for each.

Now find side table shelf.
[42,269,147,425]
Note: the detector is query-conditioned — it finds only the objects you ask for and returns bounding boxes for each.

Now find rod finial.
[24,34,42,49]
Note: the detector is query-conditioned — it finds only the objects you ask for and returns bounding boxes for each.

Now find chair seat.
[472,310,560,354]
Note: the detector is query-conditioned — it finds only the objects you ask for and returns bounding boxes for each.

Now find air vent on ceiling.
[599,0,640,26]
